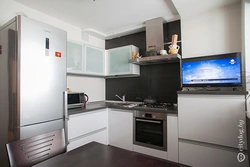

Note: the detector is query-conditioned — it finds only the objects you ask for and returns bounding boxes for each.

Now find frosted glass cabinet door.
[67,41,83,72]
[107,46,131,75]
[84,45,105,75]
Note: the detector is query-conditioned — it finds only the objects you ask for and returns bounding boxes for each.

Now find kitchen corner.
[1,1,248,167]
[67,101,178,116]
[67,100,178,162]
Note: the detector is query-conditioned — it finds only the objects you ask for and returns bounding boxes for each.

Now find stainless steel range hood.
[129,18,181,65]
[129,54,181,65]
[146,17,164,52]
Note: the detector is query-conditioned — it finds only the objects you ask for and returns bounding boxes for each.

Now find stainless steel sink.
[106,101,139,108]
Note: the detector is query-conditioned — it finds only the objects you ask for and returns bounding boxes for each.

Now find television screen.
[181,52,242,87]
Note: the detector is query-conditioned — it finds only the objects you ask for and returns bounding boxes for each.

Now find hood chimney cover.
[145,18,164,52]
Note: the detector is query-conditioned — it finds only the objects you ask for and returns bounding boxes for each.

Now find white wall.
[67,76,105,102]
[181,2,241,58]
[0,0,105,102]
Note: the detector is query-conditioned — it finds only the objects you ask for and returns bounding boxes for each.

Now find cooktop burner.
[138,103,174,109]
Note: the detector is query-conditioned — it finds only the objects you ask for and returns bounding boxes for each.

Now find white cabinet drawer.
[68,109,107,140]
[179,141,249,167]
[67,129,107,151]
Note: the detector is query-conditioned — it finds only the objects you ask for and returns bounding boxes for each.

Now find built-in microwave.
[67,92,88,109]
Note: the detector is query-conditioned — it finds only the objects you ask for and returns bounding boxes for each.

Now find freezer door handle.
[63,91,69,146]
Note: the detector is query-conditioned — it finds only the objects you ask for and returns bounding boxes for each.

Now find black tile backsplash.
[106,63,181,103]
[163,20,181,43]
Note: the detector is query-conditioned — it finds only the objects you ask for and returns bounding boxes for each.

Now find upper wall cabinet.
[67,41,105,76]
[67,41,83,73]
[106,45,140,76]
[67,42,140,77]
[84,45,105,75]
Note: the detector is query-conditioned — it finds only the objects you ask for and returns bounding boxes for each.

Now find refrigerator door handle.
[64,91,69,120]
[63,91,69,147]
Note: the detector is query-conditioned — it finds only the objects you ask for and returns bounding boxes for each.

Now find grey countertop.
[177,90,248,95]
[68,101,107,115]
[68,101,178,116]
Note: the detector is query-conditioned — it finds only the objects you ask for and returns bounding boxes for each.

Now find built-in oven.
[133,110,167,151]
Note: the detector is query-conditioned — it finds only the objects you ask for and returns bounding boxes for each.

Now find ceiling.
[14,0,240,39]
[172,0,240,17]
[14,0,179,38]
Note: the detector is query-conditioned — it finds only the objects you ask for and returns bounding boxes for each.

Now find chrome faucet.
[115,94,126,103]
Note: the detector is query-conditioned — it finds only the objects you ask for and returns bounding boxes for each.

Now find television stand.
[232,87,242,91]
[195,87,221,91]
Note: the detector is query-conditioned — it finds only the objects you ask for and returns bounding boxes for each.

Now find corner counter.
[68,101,178,116]
[177,90,248,95]
[68,101,107,115]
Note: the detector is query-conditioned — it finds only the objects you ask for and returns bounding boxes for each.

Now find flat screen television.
[181,52,242,88]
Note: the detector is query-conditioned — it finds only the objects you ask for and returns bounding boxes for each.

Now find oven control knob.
[153,115,156,118]
[142,114,145,117]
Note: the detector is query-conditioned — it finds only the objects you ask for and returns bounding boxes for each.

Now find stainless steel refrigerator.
[0,16,67,166]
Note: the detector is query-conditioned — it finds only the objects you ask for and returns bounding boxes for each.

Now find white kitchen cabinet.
[179,141,249,167]
[108,109,133,151]
[67,41,83,73]
[178,94,247,149]
[68,129,107,151]
[67,109,108,151]
[106,45,140,76]
[84,45,105,75]
[167,114,178,163]
[178,94,249,167]
[67,42,140,77]
[67,41,105,76]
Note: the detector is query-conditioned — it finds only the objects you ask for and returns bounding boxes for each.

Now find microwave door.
[68,94,81,104]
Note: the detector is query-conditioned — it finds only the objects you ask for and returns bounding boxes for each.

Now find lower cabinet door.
[167,114,178,163]
[178,94,247,149]
[179,141,249,167]
[67,129,108,151]
[108,109,133,151]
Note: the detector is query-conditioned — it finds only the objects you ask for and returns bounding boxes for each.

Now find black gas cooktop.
[138,103,174,109]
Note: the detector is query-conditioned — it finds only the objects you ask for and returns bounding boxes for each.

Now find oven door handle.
[135,119,161,124]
